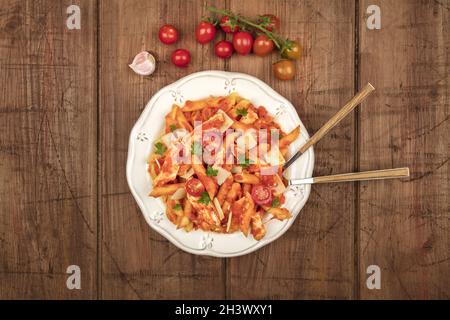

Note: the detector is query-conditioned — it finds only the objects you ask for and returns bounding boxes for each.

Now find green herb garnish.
[155,142,167,155]
[236,108,248,117]
[206,165,218,177]
[169,124,177,132]
[191,141,202,156]
[240,158,253,168]
[198,191,211,205]
[271,197,280,208]
[173,203,182,211]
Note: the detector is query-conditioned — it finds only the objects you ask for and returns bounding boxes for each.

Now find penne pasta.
[251,211,266,240]
[150,183,185,197]
[279,126,300,149]
[239,192,255,236]
[147,94,296,241]
[192,163,218,200]
[183,99,208,112]
[176,108,193,131]
[234,173,260,184]
[216,175,233,205]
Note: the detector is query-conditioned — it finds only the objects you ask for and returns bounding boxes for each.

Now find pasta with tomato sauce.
[147,93,300,240]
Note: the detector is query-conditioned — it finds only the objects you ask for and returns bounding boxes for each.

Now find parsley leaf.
[173,203,182,211]
[198,191,211,205]
[155,142,167,155]
[271,197,280,208]
[206,165,218,177]
[236,108,248,117]
[169,124,177,132]
[239,158,253,169]
[191,141,202,156]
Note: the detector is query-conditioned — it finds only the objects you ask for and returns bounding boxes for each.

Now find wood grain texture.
[227,0,356,299]
[358,0,450,299]
[310,168,410,184]
[0,0,448,300]
[0,0,97,298]
[99,0,226,299]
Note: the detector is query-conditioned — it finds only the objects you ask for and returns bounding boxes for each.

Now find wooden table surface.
[0,0,449,300]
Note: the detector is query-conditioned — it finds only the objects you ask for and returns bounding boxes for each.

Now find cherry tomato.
[220,16,239,33]
[251,185,273,206]
[195,21,216,44]
[232,31,254,55]
[171,49,191,68]
[252,35,274,57]
[186,178,205,197]
[282,41,302,60]
[214,40,234,59]
[259,14,280,31]
[273,59,296,80]
[158,24,178,45]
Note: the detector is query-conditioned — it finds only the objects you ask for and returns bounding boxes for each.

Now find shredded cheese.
[213,198,225,220]
[170,188,186,200]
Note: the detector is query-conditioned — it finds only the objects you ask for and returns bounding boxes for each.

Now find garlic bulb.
[129,51,156,76]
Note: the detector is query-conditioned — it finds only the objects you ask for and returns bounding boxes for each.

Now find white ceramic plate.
[127,71,314,257]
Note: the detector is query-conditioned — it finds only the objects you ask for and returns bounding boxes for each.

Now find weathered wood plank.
[0,0,98,299]
[359,0,450,299]
[227,0,356,299]
[99,0,226,299]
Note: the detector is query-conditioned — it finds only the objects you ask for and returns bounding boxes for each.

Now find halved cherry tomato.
[282,41,302,60]
[273,59,295,80]
[214,40,234,59]
[220,16,239,33]
[186,178,205,197]
[171,49,191,68]
[259,14,280,32]
[195,21,216,44]
[232,31,254,55]
[253,35,274,57]
[158,24,178,45]
[251,184,273,206]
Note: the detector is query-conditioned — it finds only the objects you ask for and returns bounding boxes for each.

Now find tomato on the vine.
[273,59,295,80]
[251,185,273,206]
[232,31,254,55]
[158,24,178,44]
[171,49,191,68]
[195,21,216,44]
[282,41,302,60]
[214,40,234,59]
[252,35,274,57]
[186,178,205,197]
[259,14,280,31]
[220,16,239,33]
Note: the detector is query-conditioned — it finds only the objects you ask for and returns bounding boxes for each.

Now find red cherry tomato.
[195,21,216,44]
[158,24,178,45]
[232,31,254,55]
[214,40,234,59]
[251,185,273,206]
[259,14,280,31]
[186,178,205,197]
[171,49,191,68]
[252,34,274,57]
[220,16,239,33]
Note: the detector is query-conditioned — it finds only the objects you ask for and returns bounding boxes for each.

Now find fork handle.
[283,83,375,170]
[289,168,410,185]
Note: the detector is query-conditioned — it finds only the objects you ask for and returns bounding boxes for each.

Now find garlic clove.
[129,51,156,76]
